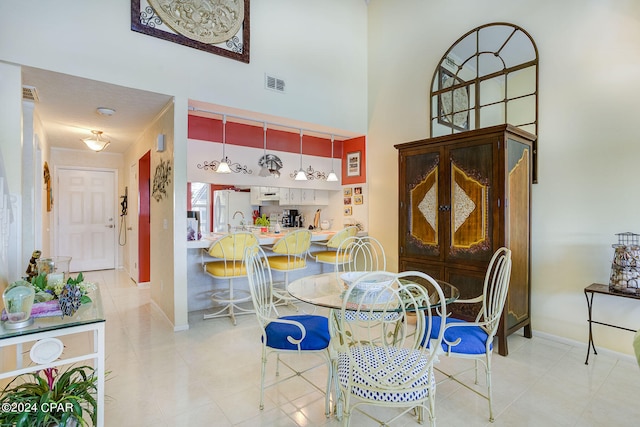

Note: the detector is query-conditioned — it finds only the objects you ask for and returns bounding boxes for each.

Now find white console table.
[0,287,105,426]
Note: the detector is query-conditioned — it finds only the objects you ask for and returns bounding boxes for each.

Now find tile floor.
[85,269,640,426]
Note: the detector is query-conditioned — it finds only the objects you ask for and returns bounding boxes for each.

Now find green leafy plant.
[254,214,270,227]
[0,365,99,426]
[30,272,92,305]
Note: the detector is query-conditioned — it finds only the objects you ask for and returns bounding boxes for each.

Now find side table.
[584,283,640,365]
[0,287,105,426]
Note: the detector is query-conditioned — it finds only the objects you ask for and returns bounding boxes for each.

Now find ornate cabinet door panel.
[446,142,495,265]
[400,148,443,260]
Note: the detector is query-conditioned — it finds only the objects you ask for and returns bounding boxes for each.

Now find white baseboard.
[533,329,636,364]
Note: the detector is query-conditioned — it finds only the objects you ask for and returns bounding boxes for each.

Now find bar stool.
[266,229,312,311]
[202,232,259,325]
[310,226,358,272]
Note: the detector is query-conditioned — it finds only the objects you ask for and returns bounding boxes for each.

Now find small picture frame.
[354,194,363,205]
[354,186,362,195]
[343,188,352,197]
[344,206,352,216]
[347,152,361,177]
[344,197,352,205]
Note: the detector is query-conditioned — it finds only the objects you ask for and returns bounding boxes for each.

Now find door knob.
[127,227,133,231]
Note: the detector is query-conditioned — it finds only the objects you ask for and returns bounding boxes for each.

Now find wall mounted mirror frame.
[430,22,539,182]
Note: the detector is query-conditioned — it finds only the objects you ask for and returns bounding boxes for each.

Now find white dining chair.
[423,247,512,422]
[244,244,333,416]
[332,270,447,426]
[334,235,386,274]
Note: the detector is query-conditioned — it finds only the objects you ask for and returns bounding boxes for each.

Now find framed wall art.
[347,152,361,177]
[344,206,352,216]
[354,194,363,205]
[131,0,250,63]
[343,188,352,197]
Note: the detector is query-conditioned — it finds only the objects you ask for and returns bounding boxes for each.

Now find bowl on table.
[340,272,393,292]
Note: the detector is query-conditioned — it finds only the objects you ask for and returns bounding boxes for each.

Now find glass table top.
[0,285,105,340]
[287,272,459,311]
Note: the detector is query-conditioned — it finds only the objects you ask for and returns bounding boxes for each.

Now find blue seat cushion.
[423,316,492,355]
[264,315,330,351]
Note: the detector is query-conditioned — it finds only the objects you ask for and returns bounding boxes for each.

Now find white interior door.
[128,162,139,282]
[57,168,116,272]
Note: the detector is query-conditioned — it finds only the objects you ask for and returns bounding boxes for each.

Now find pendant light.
[259,122,271,177]
[294,129,308,181]
[217,114,231,174]
[82,130,110,152]
[326,134,338,182]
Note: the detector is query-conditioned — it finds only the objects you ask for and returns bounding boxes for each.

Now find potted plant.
[254,214,270,233]
[0,364,98,426]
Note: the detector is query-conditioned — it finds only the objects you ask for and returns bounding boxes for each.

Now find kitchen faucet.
[230,211,246,232]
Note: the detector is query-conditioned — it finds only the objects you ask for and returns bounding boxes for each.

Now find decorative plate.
[30,338,64,365]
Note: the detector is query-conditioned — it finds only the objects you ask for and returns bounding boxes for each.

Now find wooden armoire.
[395,124,535,356]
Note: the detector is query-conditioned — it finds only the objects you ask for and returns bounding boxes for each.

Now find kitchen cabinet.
[279,188,329,206]
[395,124,535,356]
[250,186,280,204]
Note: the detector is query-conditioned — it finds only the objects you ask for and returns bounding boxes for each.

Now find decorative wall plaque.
[131,0,250,63]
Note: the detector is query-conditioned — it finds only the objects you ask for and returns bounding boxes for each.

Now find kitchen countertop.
[187,229,336,249]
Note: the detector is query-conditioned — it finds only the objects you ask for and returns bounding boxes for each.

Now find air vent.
[265,74,285,93]
[22,85,39,102]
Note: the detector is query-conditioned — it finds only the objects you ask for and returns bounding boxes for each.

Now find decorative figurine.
[25,250,42,282]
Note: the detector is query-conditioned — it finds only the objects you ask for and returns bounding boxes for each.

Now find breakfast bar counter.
[187,229,336,249]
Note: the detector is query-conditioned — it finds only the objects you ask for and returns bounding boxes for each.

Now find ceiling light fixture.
[217,114,231,174]
[96,107,116,116]
[326,135,339,182]
[258,122,271,177]
[294,129,308,181]
[82,130,110,152]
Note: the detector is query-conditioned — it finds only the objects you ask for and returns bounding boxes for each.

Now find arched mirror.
[430,22,538,181]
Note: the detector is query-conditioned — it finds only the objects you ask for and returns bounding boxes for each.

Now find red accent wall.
[139,151,151,283]
[342,136,366,185]
[188,115,343,158]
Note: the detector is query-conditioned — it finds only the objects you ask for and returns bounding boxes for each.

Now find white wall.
[367,0,640,355]
[0,0,368,328]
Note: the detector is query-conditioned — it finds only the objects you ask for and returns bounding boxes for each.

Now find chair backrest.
[333,270,447,392]
[335,236,386,273]
[325,226,359,249]
[244,244,277,328]
[271,229,312,256]
[205,232,259,277]
[479,247,512,335]
[208,232,259,260]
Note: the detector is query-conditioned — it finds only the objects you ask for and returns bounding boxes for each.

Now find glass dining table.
[287,272,460,311]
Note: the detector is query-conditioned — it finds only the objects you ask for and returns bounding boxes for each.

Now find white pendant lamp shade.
[259,122,271,177]
[326,135,338,182]
[82,130,110,152]
[217,159,232,173]
[294,129,308,181]
[217,115,231,174]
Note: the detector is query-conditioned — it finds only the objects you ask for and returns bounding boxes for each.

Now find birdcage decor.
[609,232,640,294]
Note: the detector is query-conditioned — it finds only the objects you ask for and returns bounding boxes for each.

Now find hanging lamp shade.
[217,115,231,174]
[326,135,338,182]
[294,129,308,181]
[82,130,110,152]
